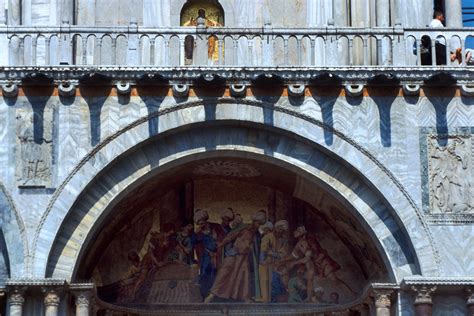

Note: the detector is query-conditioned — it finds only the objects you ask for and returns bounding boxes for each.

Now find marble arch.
[30,99,440,283]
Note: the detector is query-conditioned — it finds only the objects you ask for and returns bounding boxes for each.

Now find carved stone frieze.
[15,107,54,188]
[427,134,473,215]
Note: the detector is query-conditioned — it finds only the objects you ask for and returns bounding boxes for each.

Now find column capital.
[8,288,26,306]
[74,291,92,307]
[373,289,393,308]
[42,288,61,307]
[466,287,474,305]
[411,285,437,305]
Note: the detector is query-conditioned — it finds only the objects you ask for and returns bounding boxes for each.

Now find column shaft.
[445,0,463,28]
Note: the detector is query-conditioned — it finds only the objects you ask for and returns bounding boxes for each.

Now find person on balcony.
[429,10,447,65]
[450,47,474,65]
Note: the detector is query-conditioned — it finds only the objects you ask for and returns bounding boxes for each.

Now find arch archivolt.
[31,99,440,281]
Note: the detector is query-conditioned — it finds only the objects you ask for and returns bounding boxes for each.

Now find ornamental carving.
[15,108,54,188]
[75,291,91,306]
[412,285,437,305]
[8,290,25,306]
[373,289,392,308]
[44,290,60,306]
[428,135,473,214]
[193,161,261,178]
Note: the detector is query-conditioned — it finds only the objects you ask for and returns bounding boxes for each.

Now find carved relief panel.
[15,107,54,188]
[424,132,474,222]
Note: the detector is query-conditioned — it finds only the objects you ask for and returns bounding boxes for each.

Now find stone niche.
[15,107,54,188]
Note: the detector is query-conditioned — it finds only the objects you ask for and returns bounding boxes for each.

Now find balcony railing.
[1,24,474,67]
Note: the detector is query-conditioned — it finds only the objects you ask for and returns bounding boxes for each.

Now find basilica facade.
[0,0,473,315]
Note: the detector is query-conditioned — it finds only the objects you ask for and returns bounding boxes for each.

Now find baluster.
[248,38,253,66]
[233,39,238,66]
[310,38,316,66]
[363,37,369,66]
[297,37,302,65]
[19,38,25,65]
[32,36,37,65]
[461,36,466,66]
[416,36,422,66]
[179,36,185,66]
[45,37,50,65]
[150,38,155,65]
[284,37,289,65]
[112,37,117,65]
[377,37,383,65]
[349,37,354,66]
[431,36,436,66]
[164,37,170,65]
[218,37,224,66]
[96,37,102,65]
[82,37,87,65]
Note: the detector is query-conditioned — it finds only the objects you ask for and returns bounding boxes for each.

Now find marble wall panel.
[430,225,474,276]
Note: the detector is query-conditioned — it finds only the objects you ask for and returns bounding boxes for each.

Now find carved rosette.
[44,290,60,307]
[412,285,437,305]
[8,290,25,306]
[374,289,393,308]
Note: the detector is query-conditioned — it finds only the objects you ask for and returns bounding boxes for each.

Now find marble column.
[75,291,92,316]
[412,285,436,316]
[43,289,60,316]
[445,0,463,28]
[8,289,25,316]
[374,289,393,316]
[466,288,474,316]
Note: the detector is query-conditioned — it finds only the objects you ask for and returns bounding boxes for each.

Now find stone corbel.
[58,81,76,97]
[460,84,474,97]
[288,84,305,97]
[412,285,436,316]
[345,84,364,97]
[402,84,421,96]
[1,83,19,98]
[116,81,131,95]
[173,84,190,98]
[230,84,247,98]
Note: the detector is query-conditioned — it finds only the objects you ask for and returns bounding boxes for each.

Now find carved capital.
[74,291,92,307]
[43,289,60,307]
[8,289,25,306]
[467,287,474,306]
[412,285,436,305]
[373,289,393,308]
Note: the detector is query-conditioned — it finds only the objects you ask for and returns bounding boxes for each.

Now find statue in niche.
[181,1,224,63]
[429,136,473,214]
[15,109,53,187]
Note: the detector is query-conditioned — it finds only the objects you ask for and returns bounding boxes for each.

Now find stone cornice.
[0,66,473,86]
[403,277,474,286]
[6,278,66,287]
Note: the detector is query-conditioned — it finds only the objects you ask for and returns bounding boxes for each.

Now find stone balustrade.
[1,24,474,67]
